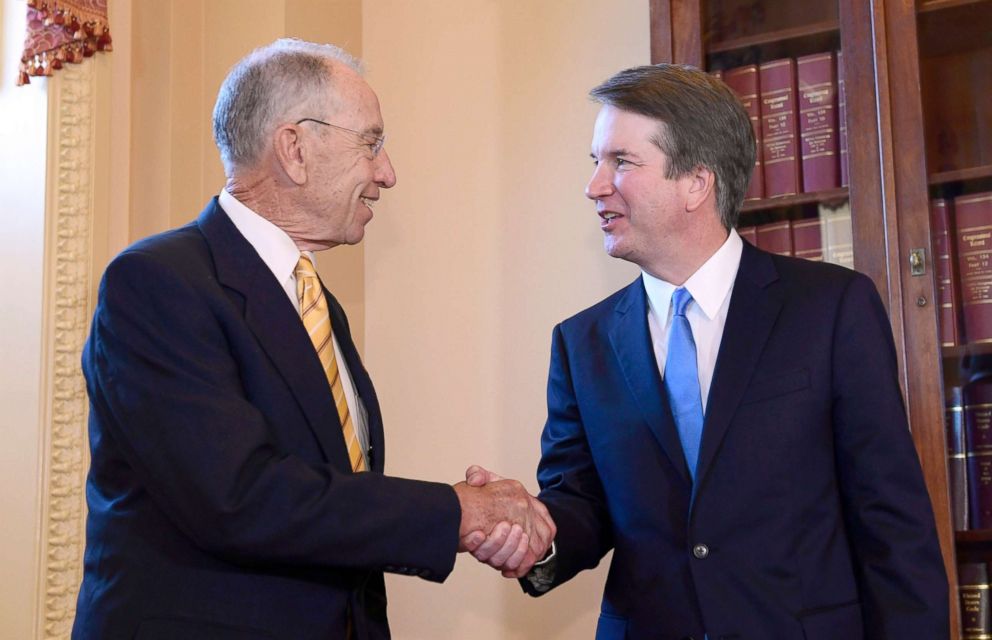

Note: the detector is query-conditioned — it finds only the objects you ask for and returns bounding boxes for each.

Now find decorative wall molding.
[36,61,95,640]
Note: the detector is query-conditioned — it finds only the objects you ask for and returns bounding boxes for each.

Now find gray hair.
[212,38,363,174]
[590,64,756,230]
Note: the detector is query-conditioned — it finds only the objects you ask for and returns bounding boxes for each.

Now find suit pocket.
[595,612,628,640]
[134,616,276,640]
[799,601,863,640]
[740,367,810,405]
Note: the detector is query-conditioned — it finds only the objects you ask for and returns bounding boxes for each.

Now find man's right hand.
[453,467,555,578]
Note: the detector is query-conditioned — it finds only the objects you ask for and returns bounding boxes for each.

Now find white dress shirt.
[642,230,744,412]
[218,189,370,466]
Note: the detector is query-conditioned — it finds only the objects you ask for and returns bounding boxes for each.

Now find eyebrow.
[591,148,638,160]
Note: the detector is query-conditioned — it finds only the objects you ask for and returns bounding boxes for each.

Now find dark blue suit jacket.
[527,243,948,640]
[72,199,460,640]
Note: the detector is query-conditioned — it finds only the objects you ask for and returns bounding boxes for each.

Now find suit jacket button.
[692,543,709,559]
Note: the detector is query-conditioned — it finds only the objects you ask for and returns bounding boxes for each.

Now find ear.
[684,165,716,213]
[273,124,308,186]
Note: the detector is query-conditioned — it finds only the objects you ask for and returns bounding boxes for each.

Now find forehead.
[328,63,384,131]
[591,105,663,150]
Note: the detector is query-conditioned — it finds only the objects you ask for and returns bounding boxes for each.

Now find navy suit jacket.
[72,199,460,640]
[527,243,948,640]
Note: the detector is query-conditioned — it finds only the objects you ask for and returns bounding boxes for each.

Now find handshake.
[453,465,556,578]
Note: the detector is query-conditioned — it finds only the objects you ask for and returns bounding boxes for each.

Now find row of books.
[960,562,992,639]
[714,51,848,200]
[946,379,992,532]
[737,203,853,268]
[932,191,992,347]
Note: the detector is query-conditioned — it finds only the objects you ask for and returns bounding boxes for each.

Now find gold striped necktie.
[295,255,367,472]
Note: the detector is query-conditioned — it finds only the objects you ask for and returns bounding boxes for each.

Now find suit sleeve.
[85,249,461,580]
[522,323,613,596]
[830,273,949,636]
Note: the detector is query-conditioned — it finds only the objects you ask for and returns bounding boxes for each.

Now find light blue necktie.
[664,287,704,480]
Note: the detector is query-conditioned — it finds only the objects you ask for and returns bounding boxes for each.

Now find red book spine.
[966,376,992,529]
[756,220,793,256]
[947,385,969,531]
[837,50,849,187]
[724,65,764,200]
[760,58,801,197]
[738,225,757,246]
[791,218,823,261]
[798,52,839,192]
[955,191,992,344]
[931,198,961,347]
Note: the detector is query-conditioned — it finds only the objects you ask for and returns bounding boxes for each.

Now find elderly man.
[72,39,553,640]
[467,64,948,640]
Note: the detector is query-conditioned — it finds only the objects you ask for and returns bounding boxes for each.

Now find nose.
[375,149,397,188]
[585,163,614,200]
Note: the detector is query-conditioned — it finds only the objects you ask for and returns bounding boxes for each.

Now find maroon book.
[792,218,823,261]
[724,65,764,200]
[837,50,849,188]
[947,385,968,531]
[760,58,801,197]
[756,220,793,256]
[959,562,992,636]
[738,225,757,246]
[931,198,961,347]
[955,191,992,344]
[797,52,839,192]
[966,375,992,529]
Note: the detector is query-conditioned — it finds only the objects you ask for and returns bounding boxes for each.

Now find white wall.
[0,0,47,636]
[363,2,648,637]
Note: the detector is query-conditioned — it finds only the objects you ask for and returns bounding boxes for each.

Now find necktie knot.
[295,254,317,280]
[672,287,693,317]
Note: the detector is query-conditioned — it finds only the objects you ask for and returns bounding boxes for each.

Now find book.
[738,225,757,246]
[959,562,992,638]
[760,58,801,197]
[931,198,961,347]
[724,65,764,200]
[947,384,969,531]
[792,218,823,261]
[820,201,854,269]
[966,375,992,529]
[837,51,849,188]
[797,52,840,193]
[955,192,992,344]
[756,221,793,256]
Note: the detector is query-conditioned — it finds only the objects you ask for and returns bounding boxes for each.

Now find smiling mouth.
[361,196,376,210]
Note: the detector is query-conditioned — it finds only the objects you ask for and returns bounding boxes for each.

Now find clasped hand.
[453,466,556,578]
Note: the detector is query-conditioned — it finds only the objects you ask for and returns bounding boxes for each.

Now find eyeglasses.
[295,118,386,157]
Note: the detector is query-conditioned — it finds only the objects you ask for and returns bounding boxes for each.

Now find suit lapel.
[608,280,692,489]
[196,199,343,463]
[695,244,782,492]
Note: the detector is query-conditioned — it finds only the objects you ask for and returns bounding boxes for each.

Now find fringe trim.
[18,0,112,86]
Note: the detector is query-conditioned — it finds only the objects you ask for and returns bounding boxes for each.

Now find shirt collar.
[218,188,304,286]
[641,229,743,321]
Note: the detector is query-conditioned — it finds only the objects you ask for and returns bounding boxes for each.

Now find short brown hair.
[590,64,756,229]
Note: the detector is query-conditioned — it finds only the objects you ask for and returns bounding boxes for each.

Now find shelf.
[929,164,992,186]
[740,187,848,213]
[919,0,991,14]
[707,19,838,54]
[956,529,992,544]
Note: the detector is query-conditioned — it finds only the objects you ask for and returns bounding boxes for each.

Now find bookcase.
[650,0,992,637]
